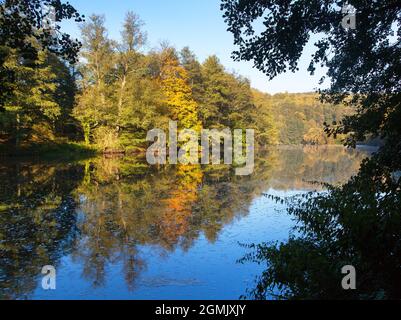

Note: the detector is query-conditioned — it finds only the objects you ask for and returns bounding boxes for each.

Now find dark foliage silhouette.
[222,0,401,299]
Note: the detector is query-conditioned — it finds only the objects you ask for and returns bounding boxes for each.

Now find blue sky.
[64,0,327,94]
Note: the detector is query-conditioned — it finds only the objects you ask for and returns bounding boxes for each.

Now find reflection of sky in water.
[33,191,295,299]
[0,146,371,299]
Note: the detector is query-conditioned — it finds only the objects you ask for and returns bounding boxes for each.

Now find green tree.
[200,55,231,128]
[0,0,83,111]
[74,12,167,152]
[115,11,147,129]
[50,55,80,140]
[2,49,65,147]
[74,14,115,146]
[113,12,165,150]
[116,52,166,151]
[180,47,204,104]
[0,0,83,149]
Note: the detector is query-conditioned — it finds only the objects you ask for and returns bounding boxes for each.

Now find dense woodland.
[0,11,351,156]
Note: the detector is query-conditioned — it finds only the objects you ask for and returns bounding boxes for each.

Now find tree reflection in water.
[0,146,369,299]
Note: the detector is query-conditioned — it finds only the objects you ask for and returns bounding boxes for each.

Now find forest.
[0,11,351,157]
[1,0,400,302]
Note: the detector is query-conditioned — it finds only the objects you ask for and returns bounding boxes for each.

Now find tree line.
[253,91,352,145]
[0,6,351,155]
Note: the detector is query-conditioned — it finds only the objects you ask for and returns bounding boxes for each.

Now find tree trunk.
[84,122,91,145]
[118,76,127,120]
[15,112,20,148]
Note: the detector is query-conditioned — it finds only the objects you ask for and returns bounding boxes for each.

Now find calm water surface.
[0,146,373,299]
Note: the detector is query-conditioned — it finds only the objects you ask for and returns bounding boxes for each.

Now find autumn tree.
[252,90,279,145]
[160,48,200,130]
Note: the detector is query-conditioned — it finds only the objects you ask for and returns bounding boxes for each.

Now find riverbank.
[0,141,379,162]
[0,142,98,161]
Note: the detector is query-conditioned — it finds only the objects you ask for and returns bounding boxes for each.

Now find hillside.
[253,91,353,145]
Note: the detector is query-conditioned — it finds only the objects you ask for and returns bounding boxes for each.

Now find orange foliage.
[159,164,203,245]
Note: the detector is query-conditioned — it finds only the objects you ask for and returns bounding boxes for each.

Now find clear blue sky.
[64,0,327,94]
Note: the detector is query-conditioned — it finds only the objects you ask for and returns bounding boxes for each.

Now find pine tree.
[201,56,231,128]
[180,47,204,104]
[2,49,62,147]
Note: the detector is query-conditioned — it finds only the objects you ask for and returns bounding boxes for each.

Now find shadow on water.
[0,146,370,299]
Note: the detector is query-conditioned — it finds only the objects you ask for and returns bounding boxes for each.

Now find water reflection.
[0,146,370,299]
[0,163,83,299]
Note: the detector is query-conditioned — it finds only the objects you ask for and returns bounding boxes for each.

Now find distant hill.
[252,91,354,145]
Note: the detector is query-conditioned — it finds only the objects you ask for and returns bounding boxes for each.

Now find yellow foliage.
[93,126,120,152]
[160,50,201,131]
[303,127,328,145]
